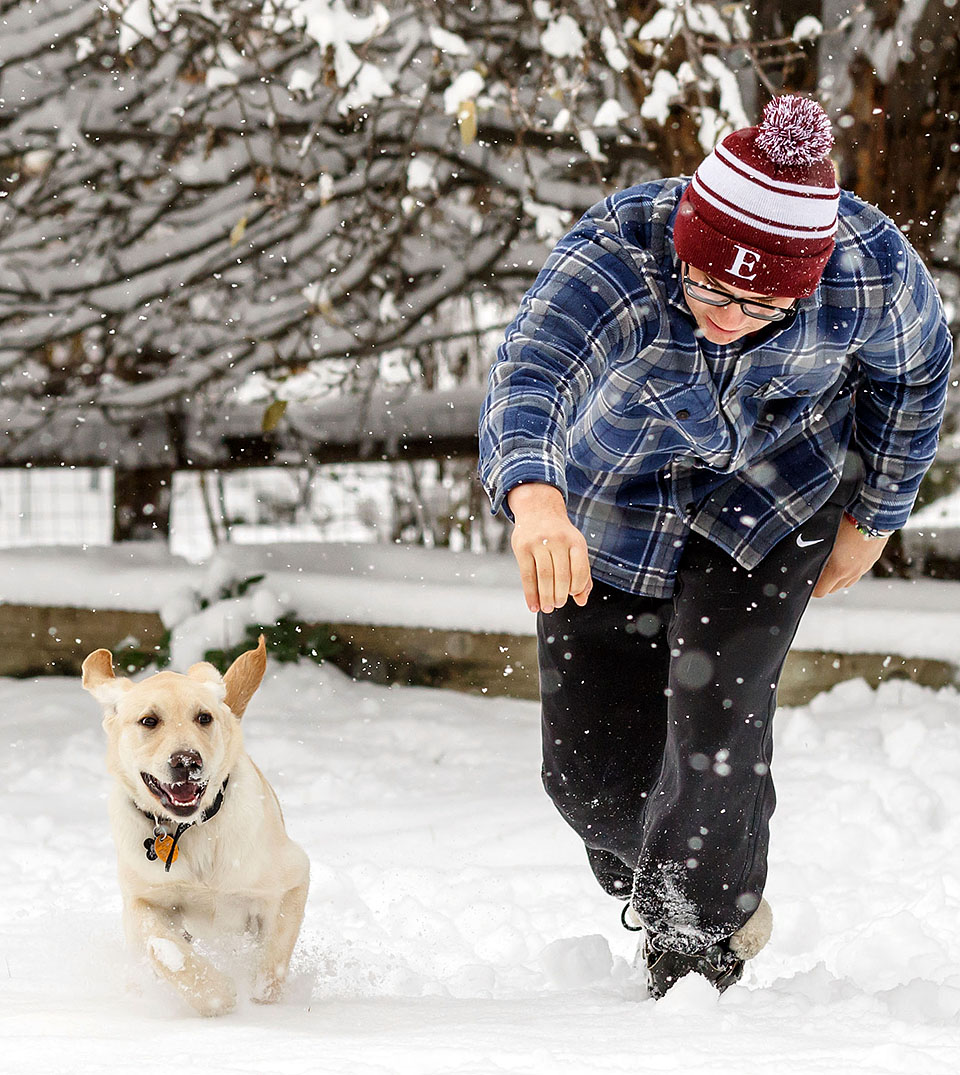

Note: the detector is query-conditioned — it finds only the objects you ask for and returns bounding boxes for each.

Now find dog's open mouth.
[141,773,208,817]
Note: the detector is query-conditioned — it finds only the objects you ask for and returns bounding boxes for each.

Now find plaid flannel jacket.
[479,178,953,598]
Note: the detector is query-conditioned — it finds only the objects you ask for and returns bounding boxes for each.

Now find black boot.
[641,934,744,999]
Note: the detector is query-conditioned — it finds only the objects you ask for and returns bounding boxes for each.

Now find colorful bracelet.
[843,511,893,540]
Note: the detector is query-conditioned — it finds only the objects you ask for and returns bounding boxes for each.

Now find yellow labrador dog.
[82,636,309,1016]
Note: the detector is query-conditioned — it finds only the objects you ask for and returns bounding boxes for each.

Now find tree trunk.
[111,410,184,542]
[823,0,960,261]
[112,466,173,542]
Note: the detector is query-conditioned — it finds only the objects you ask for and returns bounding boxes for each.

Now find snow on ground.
[1,661,960,1074]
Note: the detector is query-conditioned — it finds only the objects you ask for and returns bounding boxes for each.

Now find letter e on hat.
[728,245,761,280]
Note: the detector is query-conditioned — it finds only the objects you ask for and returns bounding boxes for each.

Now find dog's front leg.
[251,878,309,1004]
[126,897,237,1017]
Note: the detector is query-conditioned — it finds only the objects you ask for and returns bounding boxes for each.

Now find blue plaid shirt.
[479,178,953,598]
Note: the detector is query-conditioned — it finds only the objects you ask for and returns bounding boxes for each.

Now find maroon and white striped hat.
[673,95,840,298]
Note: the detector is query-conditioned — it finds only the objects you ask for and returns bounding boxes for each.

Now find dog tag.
[154,834,179,864]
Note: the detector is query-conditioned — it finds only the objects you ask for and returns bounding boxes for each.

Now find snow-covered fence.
[0,459,501,562]
[0,468,114,549]
[0,386,491,548]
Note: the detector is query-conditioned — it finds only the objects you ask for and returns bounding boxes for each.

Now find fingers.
[532,542,574,613]
[811,564,835,598]
[813,563,849,598]
[812,559,864,598]
[533,543,557,613]
[551,543,572,610]
[512,542,555,613]
[512,535,592,613]
[515,550,541,613]
[569,542,593,606]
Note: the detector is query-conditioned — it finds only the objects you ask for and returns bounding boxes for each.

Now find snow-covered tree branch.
[0,0,956,458]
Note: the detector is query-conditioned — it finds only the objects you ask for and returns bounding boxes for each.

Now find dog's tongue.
[166,782,201,804]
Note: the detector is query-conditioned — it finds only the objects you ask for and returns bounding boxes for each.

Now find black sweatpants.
[538,487,851,954]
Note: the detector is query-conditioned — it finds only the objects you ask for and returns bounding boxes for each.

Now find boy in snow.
[478,96,952,997]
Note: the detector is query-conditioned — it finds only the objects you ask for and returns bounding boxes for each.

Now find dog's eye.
[196,712,213,726]
[139,715,159,728]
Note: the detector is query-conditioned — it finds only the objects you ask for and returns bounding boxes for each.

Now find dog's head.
[82,636,267,820]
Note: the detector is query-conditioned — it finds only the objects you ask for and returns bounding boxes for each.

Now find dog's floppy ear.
[81,649,131,706]
[222,634,267,718]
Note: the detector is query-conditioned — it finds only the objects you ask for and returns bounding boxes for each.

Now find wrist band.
[843,511,892,540]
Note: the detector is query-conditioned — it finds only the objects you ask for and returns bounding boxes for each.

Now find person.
[478,95,953,997]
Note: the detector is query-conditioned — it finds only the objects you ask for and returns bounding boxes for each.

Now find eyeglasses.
[682,266,795,322]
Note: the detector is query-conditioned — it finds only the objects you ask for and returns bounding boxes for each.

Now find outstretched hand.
[812,514,889,597]
[507,483,593,613]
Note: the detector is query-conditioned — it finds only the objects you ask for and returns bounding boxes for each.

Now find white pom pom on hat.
[755,94,834,167]
[673,94,840,298]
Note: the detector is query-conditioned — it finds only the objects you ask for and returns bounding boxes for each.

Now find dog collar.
[137,777,230,872]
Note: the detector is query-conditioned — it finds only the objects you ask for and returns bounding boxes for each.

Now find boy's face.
[681,263,796,344]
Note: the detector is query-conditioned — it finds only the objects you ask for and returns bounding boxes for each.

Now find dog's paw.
[174,957,237,1017]
[196,989,237,1017]
[251,969,286,1005]
[190,974,238,1018]
[146,937,237,1017]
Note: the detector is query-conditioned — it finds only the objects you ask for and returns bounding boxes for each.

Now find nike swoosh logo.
[796,534,825,548]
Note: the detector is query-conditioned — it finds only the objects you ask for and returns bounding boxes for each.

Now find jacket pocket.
[750,369,842,401]
[636,377,713,426]
[635,377,732,460]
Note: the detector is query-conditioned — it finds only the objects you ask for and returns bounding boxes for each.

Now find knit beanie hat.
[673,95,840,298]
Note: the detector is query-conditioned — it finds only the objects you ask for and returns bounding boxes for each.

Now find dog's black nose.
[169,750,203,775]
